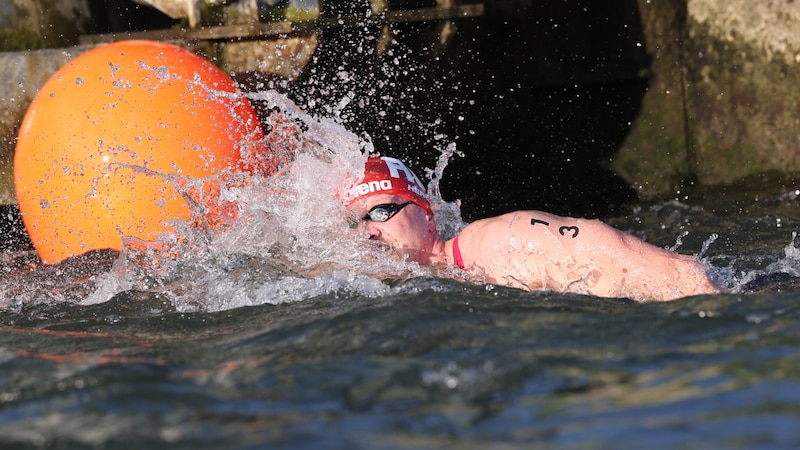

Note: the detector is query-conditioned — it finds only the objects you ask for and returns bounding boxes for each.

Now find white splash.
[74,90,459,312]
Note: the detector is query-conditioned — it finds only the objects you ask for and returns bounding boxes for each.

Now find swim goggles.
[362,201,412,222]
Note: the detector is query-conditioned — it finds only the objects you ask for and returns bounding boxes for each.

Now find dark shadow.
[0,205,33,252]
[290,0,649,220]
[437,0,649,219]
[87,0,178,34]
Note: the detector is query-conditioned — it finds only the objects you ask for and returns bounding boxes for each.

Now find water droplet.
[155,66,170,81]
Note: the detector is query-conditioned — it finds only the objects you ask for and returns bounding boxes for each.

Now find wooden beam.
[79,4,484,45]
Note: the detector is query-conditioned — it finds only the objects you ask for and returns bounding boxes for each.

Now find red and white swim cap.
[343,156,433,216]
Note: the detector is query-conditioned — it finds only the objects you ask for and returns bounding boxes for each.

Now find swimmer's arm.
[467,211,719,299]
[509,211,721,299]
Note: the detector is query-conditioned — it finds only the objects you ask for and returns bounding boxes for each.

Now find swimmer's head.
[342,156,433,216]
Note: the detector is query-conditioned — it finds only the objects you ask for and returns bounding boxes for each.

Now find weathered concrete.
[610,0,692,199]
[686,0,800,185]
[613,0,800,198]
[0,0,91,47]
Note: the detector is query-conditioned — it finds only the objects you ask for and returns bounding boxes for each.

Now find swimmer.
[342,156,722,302]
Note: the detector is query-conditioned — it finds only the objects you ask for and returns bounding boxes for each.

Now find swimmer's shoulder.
[457,210,553,243]
[468,210,579,232]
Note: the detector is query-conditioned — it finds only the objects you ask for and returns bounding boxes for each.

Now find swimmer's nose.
[359,221,382,239]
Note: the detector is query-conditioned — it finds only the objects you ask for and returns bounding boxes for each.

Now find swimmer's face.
[348,194,438,264]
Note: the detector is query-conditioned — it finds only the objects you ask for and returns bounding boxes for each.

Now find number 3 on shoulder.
[529,218,579,239]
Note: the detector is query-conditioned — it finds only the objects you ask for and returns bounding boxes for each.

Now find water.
[3,5,798,446]
[1,269,800,448]
[4,86,800,448]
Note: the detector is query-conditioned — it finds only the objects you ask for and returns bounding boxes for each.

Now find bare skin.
[349,194,721,302]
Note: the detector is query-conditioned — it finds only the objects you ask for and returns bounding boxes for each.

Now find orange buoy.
[14,40,266,264]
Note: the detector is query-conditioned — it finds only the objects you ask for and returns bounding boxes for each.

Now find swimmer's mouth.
[366,239,406,258]
[368,239,394,251]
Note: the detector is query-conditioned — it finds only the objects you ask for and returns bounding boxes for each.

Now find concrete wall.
[687,0,800,185]
[0,0,91,47]
[612,0,800,198]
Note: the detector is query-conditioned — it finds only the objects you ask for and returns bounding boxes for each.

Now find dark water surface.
[2,185,800,449]
[2,284,800,449]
